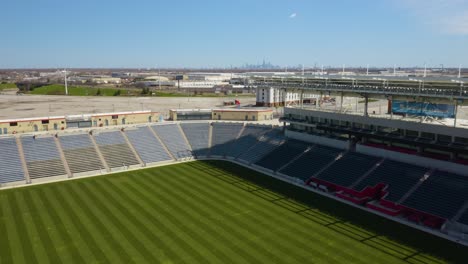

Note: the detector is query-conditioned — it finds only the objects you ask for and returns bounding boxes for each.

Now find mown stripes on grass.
[0,161,463,264]
[166,165,381,264]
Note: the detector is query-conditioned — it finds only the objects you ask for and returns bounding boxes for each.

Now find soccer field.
[0,160,465,263]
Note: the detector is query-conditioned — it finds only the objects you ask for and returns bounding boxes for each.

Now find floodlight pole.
[64,69,68,95]
[158,68,161,90]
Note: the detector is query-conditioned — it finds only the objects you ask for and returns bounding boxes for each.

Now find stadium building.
[0,75,467,261]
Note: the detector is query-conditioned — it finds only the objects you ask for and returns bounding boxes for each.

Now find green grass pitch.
[0,160,465,263]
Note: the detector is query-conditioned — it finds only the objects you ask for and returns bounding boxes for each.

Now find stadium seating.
[402,171,468,220]
[94,131,139,169]
[21,136,66,179]
[315,152,381,187]
[210,123,244,156]
[59,134,104,174]
[457,209,468,226]
[180,123,210,157]
[0,138,25,183]
[228,124,271,158]
[237,128,285,163]
[151,124,191,159]
[126,127,172,164]
[352,160,427,202]
[279,145,341,181]
[255,139,309,171]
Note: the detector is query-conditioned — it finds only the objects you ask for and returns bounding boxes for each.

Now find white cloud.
[396,0,468,35]
[289,13,297,19]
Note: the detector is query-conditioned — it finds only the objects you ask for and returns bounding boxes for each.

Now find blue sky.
[1,0,467,68]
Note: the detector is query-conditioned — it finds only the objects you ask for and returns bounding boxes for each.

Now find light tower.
[63,69,68,95]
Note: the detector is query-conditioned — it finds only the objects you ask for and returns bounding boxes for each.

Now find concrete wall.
[91,112,160,127]
[0,118,66,134]
[356,144,468,176]
[285,130,349,150]
[212,110,273,121]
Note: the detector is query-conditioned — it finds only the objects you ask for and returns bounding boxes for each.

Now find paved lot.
[0,94,257,119]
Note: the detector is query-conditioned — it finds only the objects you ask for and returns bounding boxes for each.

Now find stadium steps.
[63,147,104,174]
[255,139,311,172]
[148,125,176,160]
[221,123,248,158]
[279,145,342,182]
[54,136,73,178]
[94,131,141,170]
[401,170,468,220]
[15,137,30,183]
[236,129,286,164]
[349,158,386,189]
[121,130,144,166]
[125,127,172,165]
[453,201,468,223]
[180,123,210,157]
[228,125,273,159]
[89,134,110,172]
[208,123,213,148]
[22,136,67,180]
[352,160,428,203]
[99,144,140,169]
[151,124,192,159]
[176,123,193,153]
[276,145,312,173]
[314,153,383,188]
[398,169,435,204]
[308,151,346,183]
[209,123,245,157]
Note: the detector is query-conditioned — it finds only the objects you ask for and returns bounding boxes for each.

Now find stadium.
[1,74,468,263]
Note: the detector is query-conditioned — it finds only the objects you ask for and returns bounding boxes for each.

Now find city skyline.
[1,0,467,69]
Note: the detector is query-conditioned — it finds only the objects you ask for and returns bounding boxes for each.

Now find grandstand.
[0,119,467,247]
[151,124,191,159]
[0,138,25,184]
[180,122,210,157]
[94,130,140,170]
[21,136,66,180]
[126,126,172,164]
[209,122,244,157]
[59,133,104,175]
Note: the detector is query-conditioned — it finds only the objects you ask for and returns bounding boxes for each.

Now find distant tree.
[141,87,149,95]
[96,88,102,96]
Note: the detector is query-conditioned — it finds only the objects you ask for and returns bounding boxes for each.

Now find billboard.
[391,100,455,118]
